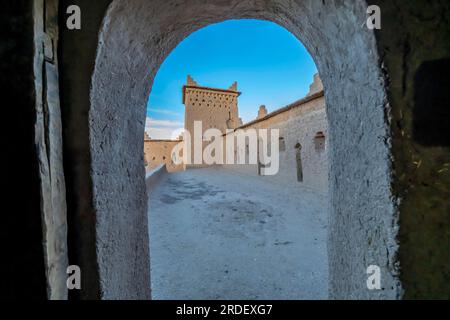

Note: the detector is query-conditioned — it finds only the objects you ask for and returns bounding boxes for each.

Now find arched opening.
[89,0,400,299]
[142,19,329,298]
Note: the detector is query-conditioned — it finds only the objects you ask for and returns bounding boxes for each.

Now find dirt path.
[148,167,328,299]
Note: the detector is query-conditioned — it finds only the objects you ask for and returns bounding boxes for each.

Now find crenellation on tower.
[228,81,238,92]
[257,105,268,120]
[186,75,199,86]
[307,73,323,96]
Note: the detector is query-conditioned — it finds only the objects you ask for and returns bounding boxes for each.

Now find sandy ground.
[148,167,328,299]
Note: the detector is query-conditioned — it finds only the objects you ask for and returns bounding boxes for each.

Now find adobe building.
[146,74,327,191]
[183,75,241,134]
[223,74,328,191]
[144,138,184,173]
[182,76,241,166]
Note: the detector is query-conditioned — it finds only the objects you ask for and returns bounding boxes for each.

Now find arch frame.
[89,0,401,299]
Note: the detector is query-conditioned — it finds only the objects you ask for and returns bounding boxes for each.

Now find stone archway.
[89,0,400,299]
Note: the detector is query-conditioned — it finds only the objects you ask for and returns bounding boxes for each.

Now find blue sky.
[146,19,317,139]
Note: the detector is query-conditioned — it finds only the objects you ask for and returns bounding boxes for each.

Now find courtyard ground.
[148,167,328,299]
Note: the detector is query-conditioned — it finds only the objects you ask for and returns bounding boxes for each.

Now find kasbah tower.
[183,75,242,143]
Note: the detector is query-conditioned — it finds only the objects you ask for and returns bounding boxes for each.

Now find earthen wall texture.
[184,84,240,165]
[223,95,328,192]
[144,140,184,172]
[185,87,239,133]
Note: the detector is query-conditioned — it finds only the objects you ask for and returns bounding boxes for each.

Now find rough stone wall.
[88,0,399,299]
[144,140,184,172]
[59,0,111,299]
[374,0,450,299]
[223,93,329,193]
